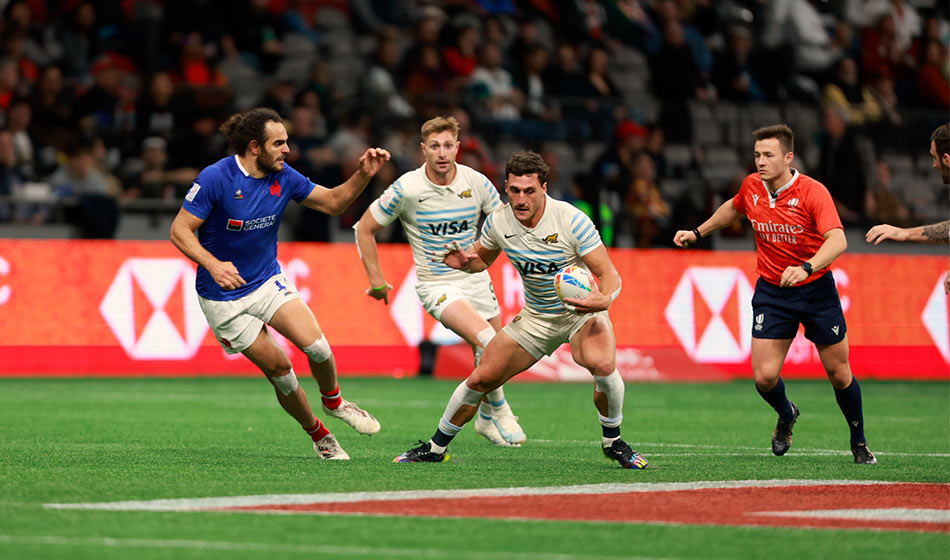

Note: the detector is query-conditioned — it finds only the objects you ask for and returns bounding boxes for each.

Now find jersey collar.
[421,163,459,194]
[765,168,799,203]
[234,155,251,177]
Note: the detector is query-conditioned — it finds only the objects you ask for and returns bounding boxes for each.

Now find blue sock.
[757,378,794,420]
[834,377,866,446]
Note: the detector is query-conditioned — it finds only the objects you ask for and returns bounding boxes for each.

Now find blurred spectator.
[822,57,882,126]
[591,118,650,225]
[29,64,74,157]
[224,0,286,74]
[136,71,183,145]
[48,143,120,238]
[712,26,766,103]
[403,43,451,113]
[626,151,671,248]
[915,39,949,109]
[121,136,199,200]
[0,56,20,111]
[651,19,706,143]
[451,106,498,181]
[547,43,592,141]
[602,0,658,52]
[362,31,415,120]
[761,0,841,76]
[865,160,913,228]
[74,52,138,149]
[5,98,33,179]
[580,45,623,141]
[57,1,101,79]
[816,105,874,226]
[443,23,481,81]
[469,42,522,123]
[859,12,914,86]
[845,0,921,53]
[0,129,21,222]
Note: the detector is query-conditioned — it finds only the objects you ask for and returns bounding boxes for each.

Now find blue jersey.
[182,155,315,301]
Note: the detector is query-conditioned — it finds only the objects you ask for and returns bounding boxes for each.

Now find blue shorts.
[751,272,847,345]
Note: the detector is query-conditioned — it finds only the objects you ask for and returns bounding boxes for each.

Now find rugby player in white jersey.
[354,116,526,446]
[393,150,647,468]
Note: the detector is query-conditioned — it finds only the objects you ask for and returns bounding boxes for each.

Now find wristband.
[692,228,702,242]
[370,284,388,291]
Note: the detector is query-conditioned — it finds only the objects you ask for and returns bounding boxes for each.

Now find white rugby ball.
[554,266,596,309]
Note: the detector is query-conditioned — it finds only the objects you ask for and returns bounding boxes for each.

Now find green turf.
[0,377,947,559]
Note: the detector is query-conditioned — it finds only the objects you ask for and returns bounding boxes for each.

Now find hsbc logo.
[99,258,208,359]
[921,274,949,363]
[665,267,753,363]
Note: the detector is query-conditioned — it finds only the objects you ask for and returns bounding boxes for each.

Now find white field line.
[0,535,669,560]
[750,508,950,523]
[531,439,950,457]
[44,480,932,512]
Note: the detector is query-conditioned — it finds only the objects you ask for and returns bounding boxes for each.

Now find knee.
[752,367,779,390]
[262,358,293,378]
[466,369,499,393]
[825,365,852,389]
[586,358,616,378]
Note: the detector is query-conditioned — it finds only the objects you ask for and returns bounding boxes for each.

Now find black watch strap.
[801,262,813,276]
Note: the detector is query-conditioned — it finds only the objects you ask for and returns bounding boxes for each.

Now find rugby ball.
[554,266,596,309]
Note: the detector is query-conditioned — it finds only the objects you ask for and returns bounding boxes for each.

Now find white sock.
[486,387,511,416]
[438,381,483,435]
[594,369,625,422]
[428,440,447,454]
[602,435,621,447]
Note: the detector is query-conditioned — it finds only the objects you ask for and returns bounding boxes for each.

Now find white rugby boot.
[322,399,381,435]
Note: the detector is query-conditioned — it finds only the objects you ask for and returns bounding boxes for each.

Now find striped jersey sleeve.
[368,179,406,226]
[569,208,602,256]
[479,209,501,251]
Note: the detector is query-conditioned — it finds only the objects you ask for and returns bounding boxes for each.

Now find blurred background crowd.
[0,0,946,248]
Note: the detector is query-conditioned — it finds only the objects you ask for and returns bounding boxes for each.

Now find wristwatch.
[800,262,813,276]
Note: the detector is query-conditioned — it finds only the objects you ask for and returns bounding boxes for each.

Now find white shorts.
[198,273,302,354]
[503,308,612,360]
[415,271,500,322]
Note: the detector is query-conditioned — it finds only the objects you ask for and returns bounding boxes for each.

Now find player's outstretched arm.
[563,245,621,314]
[673,198,741,248]
[866,220,950,245]
[435,241,499,273]
[170,208,246,290]
[354,209,392,304]
[302,148,391,215]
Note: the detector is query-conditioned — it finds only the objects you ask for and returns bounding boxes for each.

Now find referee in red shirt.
[674,124,876,464]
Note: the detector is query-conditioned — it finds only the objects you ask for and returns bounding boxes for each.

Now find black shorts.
[751,272,847,345]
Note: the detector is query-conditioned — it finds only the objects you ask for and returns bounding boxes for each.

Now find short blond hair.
[421,116,460,142]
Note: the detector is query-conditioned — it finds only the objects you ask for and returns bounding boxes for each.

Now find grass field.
[0,377,947,559]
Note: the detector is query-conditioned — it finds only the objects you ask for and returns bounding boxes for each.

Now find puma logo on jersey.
[543,233,559,244]
[428,220,470,235]
[457,188,472,199]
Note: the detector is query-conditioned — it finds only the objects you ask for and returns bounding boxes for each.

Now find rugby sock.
[757,378,795,420]
[834,377,866,445]
[430,420,461,454]
[304,419,330,442]
[594,370,625,420]
[487,387,511,416]
[320,386,342,410]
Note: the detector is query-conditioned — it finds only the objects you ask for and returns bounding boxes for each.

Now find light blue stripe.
[505,248,564,256]
[416,206,477,216]
[573,222,594,239]
[417,214,477,224]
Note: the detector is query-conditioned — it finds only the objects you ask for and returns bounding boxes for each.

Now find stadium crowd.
[0,0,946,246]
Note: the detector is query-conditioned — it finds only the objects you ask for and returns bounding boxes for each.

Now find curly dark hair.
[218,107,282,155]
[932,123,949,159]
[504,150,549,185]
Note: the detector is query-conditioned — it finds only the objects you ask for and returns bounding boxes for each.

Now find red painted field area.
[225,483,950,533]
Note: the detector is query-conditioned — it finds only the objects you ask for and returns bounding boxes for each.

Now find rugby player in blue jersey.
[170,107,391,460]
